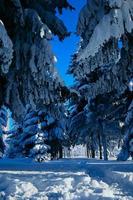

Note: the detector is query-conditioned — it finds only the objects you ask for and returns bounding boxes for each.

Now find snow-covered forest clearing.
[0,0,133,199]
[0,158,133,200]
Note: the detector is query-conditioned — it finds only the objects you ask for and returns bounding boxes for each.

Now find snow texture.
[0,158,133,200]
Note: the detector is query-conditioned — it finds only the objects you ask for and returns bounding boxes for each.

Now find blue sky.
[51,0,86,86]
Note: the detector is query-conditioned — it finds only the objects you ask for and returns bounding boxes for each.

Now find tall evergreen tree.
[38,103,67,159]
[0,21,13,107]
[7,103,68,161]
[118,99,133,160]
[6,124,23,158]
[0,0,72,157]
[7,105,50,161]
[68,0,133,160]
[0,0,72,120]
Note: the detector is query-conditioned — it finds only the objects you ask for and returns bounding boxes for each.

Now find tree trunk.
[102,135,108,160]
[99,119,108,160]
[98,134,102,159]
[91,149,95,158]
[86,143,90,158]
[59,145,63,159]
[50,140,58,160]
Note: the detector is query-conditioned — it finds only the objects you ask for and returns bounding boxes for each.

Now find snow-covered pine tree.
[0,0,74,40]
[68,0,133,160]
[0,1,72,158]
[118,99,133,160]
[38,103,67,159]
[17,105,50,161]
[8,103,67,161]
[0,0,72,121]
[66,89,99,158]
[0,20,13,157]
[6,105,50,161]
[67,92,122,159]
[4,9,68,121]
[67,90,88,146]
[6,124,23,158]
[0,20,13,75]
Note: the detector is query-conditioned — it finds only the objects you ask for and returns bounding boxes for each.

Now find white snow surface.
[0,158,133,200]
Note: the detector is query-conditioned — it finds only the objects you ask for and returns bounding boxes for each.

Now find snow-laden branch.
[77,0,133,61]
[0,21,13,74]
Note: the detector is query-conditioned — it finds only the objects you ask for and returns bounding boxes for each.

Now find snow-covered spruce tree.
[0,0,74,41]
[21,105,50,161]
[0,1,72,157]
[67,91,88,146]
[68,0,133,160]
[38,103,67,160]
[0,21,13,157]
[0,0,73,120]
[118,99,133,160]
[7,105,50,161]
[7,103,68,160]
[68,92,124,159]
[0,20,13,76]
[66,90,99,158]
[6,124,23,158]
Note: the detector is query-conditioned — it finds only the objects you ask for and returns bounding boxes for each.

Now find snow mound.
[0,158,133,200]
[0,175,38,200]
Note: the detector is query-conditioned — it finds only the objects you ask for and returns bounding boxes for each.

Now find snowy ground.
[0,158,133,200]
